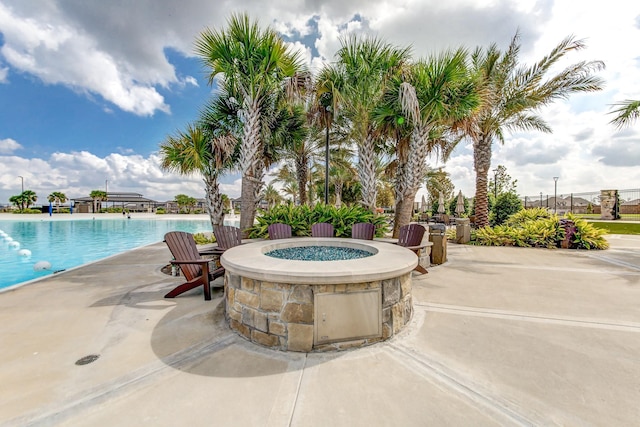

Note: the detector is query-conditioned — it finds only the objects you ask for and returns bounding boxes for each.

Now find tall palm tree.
[609,100,640,128]
[330,35,411,212]
[459,32,604,227]
[272,104,309,205]
[378,49,478,236]
[195,13,306,233]
[159,120,236,229]
[262,183,283,209]
[89,190,106,213]
[48,191,68,213]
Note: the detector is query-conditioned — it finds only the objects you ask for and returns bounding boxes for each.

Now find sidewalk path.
[1,236,638,426]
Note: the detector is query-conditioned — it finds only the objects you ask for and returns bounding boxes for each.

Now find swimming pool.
[0,218,214,290]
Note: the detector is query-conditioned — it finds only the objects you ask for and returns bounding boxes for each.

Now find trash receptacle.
[455,218,471,244]
[429,224,447,265]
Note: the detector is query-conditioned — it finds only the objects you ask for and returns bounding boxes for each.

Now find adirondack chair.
[397,224,428,274]
[163,231,225,301]
[212,225,243,252]
[351,222,375,240]
[268,223,293,240]
[311,222,335,237]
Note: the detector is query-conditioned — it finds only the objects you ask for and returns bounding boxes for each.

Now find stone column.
[600,190,618,220]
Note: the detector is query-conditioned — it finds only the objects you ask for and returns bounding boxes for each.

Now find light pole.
[324,106,330,205]
[18,176,24,193]
[105,180,109,210]
[553,177,559,213]
[540,192,542,207]
[492,168,498,199]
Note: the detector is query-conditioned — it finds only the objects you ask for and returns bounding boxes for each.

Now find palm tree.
[89,190,106,213]
[159,119,236,228]
[609,100,640,128]
[328,146,357,207]
[9,194,25,211]
[21,190,37,210]
[330,35,412,212]
[378,49,478,236]
[195,13,306,233]
[262,184,283,209]
[272,103,309,205]
[459,33,604,227]
[282,181,299,205]
[48,191,68,213]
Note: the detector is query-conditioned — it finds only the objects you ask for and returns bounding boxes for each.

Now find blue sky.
[1,0,639,206]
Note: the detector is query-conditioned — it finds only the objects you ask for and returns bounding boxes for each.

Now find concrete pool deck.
[1,235,639,426]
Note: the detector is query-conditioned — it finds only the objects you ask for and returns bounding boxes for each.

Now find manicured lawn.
[588,221,640,235]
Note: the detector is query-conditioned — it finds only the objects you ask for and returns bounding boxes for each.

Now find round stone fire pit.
[220,238,417,352]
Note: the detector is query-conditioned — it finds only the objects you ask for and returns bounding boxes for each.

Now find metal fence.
[522,189,640,220]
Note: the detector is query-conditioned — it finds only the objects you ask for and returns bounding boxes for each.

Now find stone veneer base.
[220,238,418,352]
[224,271,413,352]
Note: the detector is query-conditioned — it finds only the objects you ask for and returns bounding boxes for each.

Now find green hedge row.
[246,204,388,239]
[473,208,609,249]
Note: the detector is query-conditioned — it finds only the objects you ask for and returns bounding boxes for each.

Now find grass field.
[588,221,640,235]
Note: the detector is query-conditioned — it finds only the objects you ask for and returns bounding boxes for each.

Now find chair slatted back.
[398,224,425,248]
[213,225,243,250]
[164,231,201,281]
[351,222,375,240]
[311,222,335,237]
[268,223,293,240]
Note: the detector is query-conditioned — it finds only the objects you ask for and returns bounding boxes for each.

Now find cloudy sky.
[0,0,639,206]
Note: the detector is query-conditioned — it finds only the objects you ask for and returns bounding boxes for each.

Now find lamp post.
[492,168,498,199]
[18,175,24,193]
[324,106,330,205]
[553,177,559,213]
[540,192,542,207]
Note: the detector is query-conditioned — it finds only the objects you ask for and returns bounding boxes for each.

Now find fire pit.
[220,238,417,352]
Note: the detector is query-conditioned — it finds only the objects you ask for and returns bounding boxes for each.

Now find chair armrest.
[170,259,211,265]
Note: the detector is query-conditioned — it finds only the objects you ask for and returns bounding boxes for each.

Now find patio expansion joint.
[387,343,537,426]
[5,333,237,427]
[416,302,640,332]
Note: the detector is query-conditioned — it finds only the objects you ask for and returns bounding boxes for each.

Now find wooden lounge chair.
[268,223,292,240]
[351,222,375,240]
[311,222,335,237]
[163,231,225,301]
[397,224,428,274]
[212,225,243,252]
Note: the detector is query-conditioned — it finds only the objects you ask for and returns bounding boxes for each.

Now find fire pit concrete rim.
[220,237,418,284]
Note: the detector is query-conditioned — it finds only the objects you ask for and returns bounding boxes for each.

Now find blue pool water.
[0,219,213,290]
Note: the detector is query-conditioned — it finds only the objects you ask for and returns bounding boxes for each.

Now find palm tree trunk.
[393,127,430,237]
[296,155,308,206]
[204,176,225,229]
[473,135,492,227]
[239,100,264,235]
[335,181,343,208]
[358,135,377,212]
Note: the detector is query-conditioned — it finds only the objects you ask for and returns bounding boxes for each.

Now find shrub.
[13,208,42,214]
[156,208,166,214]
[490,192,522,226]
[474,209,609,250]
[193,232,216,245]
[505,207,552,226]
[566,213,609,249]
[246,203,388,238]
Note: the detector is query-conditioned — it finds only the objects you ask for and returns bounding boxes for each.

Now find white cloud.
[0,66,8,83]
[0,138,22,154]
[0,150,243,204]
[1,0,640,203]
[0,2,171,116]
